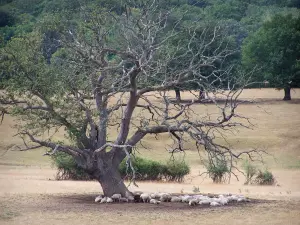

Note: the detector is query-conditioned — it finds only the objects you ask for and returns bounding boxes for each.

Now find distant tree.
[242,14,300,100]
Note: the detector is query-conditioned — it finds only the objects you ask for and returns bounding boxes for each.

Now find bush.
[51,152,92,180]
[254,169,275,185]
[119,156,190,182]
[242,160,257,185]
[164,160,190,182]
[52,153,190,182]
[205,159,229,183]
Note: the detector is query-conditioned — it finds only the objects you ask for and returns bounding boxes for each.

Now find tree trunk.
[94,163,131,197]
[175,88,181,102]
[283,87,291,100]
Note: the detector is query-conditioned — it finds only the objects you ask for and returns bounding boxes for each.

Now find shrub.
[242,160,257,185]
[119,156,165,180]
[164,160,190,182]
[205,159,229,183]
[254,169,275,185]
[119,156,190,182]
[193,186,200,193]
[52,153,190,182]
[51,152,92,180]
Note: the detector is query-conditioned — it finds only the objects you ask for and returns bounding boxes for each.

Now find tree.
[242,14,300,100]
[1,1,257,197]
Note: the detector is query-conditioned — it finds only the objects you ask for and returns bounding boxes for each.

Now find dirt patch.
[1,193,299,225]
[50,193,267,212]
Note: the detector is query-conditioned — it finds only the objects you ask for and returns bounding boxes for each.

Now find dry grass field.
[1,88,300,225]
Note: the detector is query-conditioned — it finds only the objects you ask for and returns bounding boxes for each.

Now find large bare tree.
[0,1,256,197]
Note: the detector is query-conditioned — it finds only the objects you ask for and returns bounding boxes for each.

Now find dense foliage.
[52,153,190,182]
[119,156,190,182]
[242,14,300,99]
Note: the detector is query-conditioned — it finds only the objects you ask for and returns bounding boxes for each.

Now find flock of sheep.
[95,192,250,207]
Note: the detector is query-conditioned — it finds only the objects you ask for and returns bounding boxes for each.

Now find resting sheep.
[181,195,192,203]
[218,198,228,205]
[171,196,182,202]
[237,197,246,202]
[150,193,160,199]
[111,194,121,202]
[128,196,135,202]
[100,197,107,204]
[160,193,171,202]
[106,197,113,203]
[210,201,220,207]
[199,199,211,205]
[120,197,128,203]
[150,199,161,204]
[188,199,198,206]
[140,193,150,203]
[95,195,103,203]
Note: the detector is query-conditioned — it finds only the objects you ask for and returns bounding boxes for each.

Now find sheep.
[237,197,246,203]
[218,198,228,205]
[140,193,150,203]
[210,201,220,207]
[150,199,161,204]
[227,195,238,202]
[128,196,135,202]
[150,193,160,199]
[95,195,103,203]
[199,199,211,205]
[159,193,171,202]
[189,199,198,206]
[171,196,182,203]
[181,195,192,203]
[133,191,143,195]
[111,194,122,202]
[134,195,141,203]
[100,197,107,204]
[106,197,113,203]
[120,197,129,203]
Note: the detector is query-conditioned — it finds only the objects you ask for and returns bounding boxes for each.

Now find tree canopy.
[242,14,300,100]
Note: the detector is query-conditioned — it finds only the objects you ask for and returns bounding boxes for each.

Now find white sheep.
[199,199,211,205]
[133,191,143,195]
[120,197,128,203]
[160,193,171,202]
[218,198,228,205]
[106,197,113,203]
[111,194,121,202]
[237,197,246,202]
[228,195,238,202]
[181,195,192,203]
[210,201,220,207]
[100,197,107,204]
[140,193,150,203]
[171,196,182,202]
[189,199,198,206]
[95,195,103,203]
[150,193,160,199]
[127,196,135,202]
[150,199,161,204]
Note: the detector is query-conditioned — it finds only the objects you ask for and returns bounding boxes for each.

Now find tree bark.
[95,163,131,197]
[283,87,291,100]
[175,88,181,102]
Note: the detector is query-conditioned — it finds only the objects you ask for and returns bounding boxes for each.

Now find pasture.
[0,88,300,225]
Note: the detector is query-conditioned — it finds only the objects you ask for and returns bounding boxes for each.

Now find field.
[1,88,300,225]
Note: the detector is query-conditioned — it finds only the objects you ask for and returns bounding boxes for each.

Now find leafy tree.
[1,1,259,197]
[242,14,300,100]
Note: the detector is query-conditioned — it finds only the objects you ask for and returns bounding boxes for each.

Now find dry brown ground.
[1,88,300,225]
